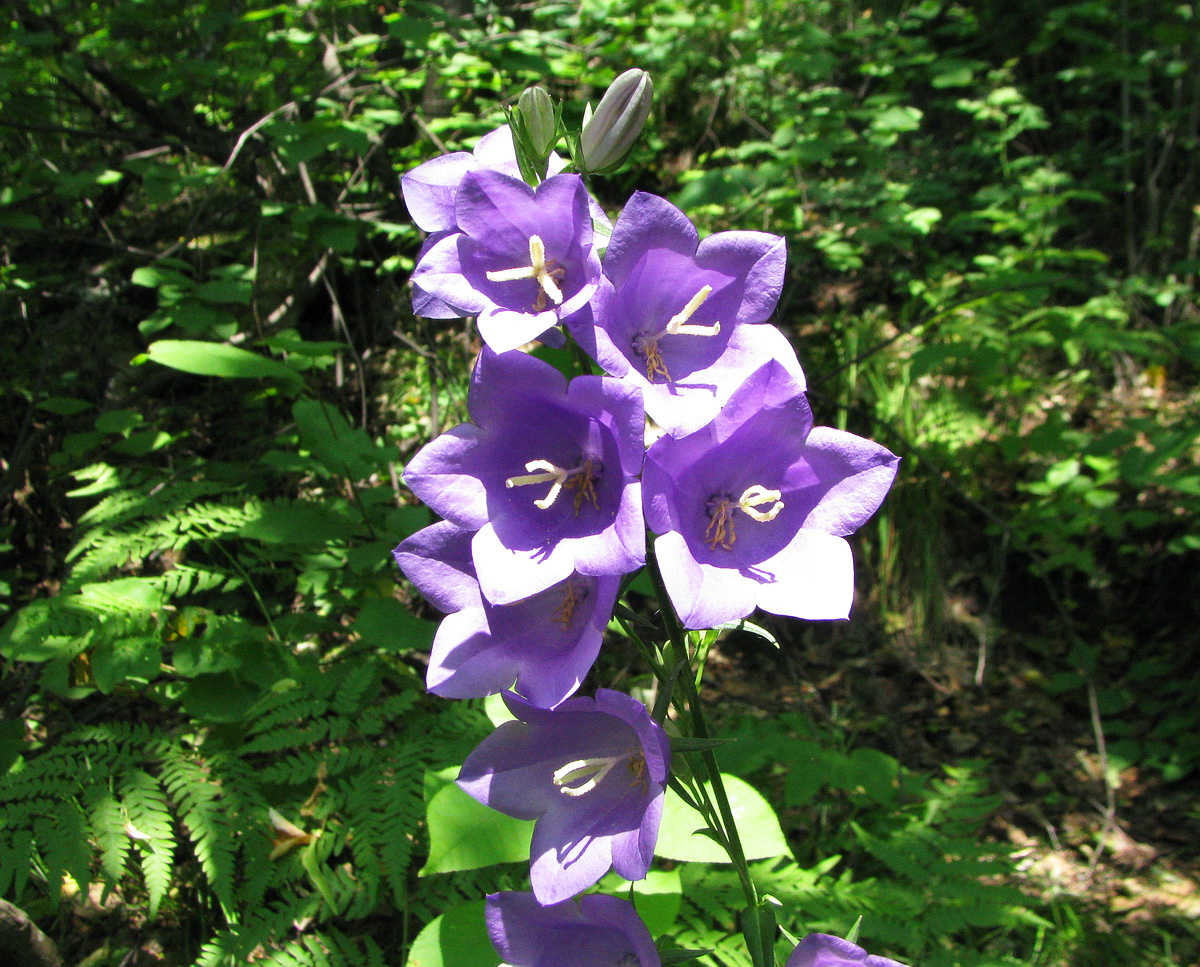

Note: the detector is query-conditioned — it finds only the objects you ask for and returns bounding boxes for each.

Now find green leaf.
[293,397,388,479]
[37,396,92,416]
[406,901,500,967]
[711,618,780,649]
[194,278,252,305]
[668,735,734,753]
[422,775,532,874]
[180,672,260,723]
[597,868,682,937]
[659,949,712,966]
[91,637,161,693]
[144,339,302,389]
[131,265,191,288]
[350,597,435,652]
[655,774,790,863]
[300,839,339,912]
[871,106,923,133]
[483,692,518,728]
[78,577,166,613]
[95,409,143,434]
[740,902,778,967]
[237,502,358,544]
[903,206,943,234]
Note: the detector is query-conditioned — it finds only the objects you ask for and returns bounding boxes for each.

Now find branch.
[0,899,62,967]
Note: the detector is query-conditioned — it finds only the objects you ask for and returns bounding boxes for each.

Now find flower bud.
[579,68,653,174]
[516,86,557,158]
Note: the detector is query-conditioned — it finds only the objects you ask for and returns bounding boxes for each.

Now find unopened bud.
[579,68,653,174]
[516,86,557,158]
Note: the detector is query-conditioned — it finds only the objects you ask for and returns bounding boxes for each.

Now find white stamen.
[664,285,720,336]
[486,235,564,306]
[553,755,624,797]
[738,484,784,522]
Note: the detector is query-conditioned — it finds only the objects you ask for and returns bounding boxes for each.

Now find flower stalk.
[646,544,765,952]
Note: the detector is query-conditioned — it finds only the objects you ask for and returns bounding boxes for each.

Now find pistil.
[637,285,722,382]
[552,754,624,797]
[486,234,566,311]
[738,484,784,522]
[704,484,785,550]
[552,749,646,797]
[505,457,602,514]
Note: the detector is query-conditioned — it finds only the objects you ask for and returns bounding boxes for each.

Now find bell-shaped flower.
[404,348,645,605]
[643,358,898,629]
[487,891,660,967]
[393,520,619,708]
[786,933,910,967]
[459,689,670,905]
[575,191,796,435]
[402,127,601,321]
[412,170,602,352]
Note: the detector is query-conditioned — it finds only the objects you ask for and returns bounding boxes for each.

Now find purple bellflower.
[643,358,899,629]
[393,520,619,708]
[459,689,670,905]
[403,126,566,319]
[411,169,602,352]
[403,348,645,605]
[576,191,796,435]
[786,934,910,967]
[487,891,661,967]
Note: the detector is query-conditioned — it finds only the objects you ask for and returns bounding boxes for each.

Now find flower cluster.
[395,74,900,964]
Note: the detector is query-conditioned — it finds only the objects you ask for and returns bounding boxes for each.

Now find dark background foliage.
[1,1,1198,965]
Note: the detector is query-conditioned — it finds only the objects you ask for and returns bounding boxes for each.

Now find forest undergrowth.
[2,1,1199,965]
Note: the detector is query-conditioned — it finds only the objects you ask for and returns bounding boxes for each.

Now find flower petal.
[654,531,756,629]
[603,192,699,286]
[403,423,490,529]
[410,234,490,315]
[795,427,900,536]
[401,152,475,232]
[753,530,855,620]
[392,520,478,613]
[472,521,576,604]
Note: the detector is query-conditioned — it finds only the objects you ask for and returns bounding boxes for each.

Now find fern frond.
[331,663,376,715]
[0,828,34,898]
[160,746,238,921]
[35,798,92,893]
[256,747,374,788]
[119,768,176,918]
[85,786,132,884]
[356,692,417,737]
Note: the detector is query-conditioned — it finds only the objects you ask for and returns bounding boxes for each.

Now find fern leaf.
[35,798,92,894]
[120,768,176,918]
[0,828,34,899]
[332,663,376,715]
[160,747,237,920]
[86,787,132,884]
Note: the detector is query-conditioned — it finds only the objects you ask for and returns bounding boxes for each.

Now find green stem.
[205,529,279,642]
[646,543,759,911]
[614,610,668,687]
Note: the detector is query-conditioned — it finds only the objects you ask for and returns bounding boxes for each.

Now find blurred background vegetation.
[1,0,1197,965]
